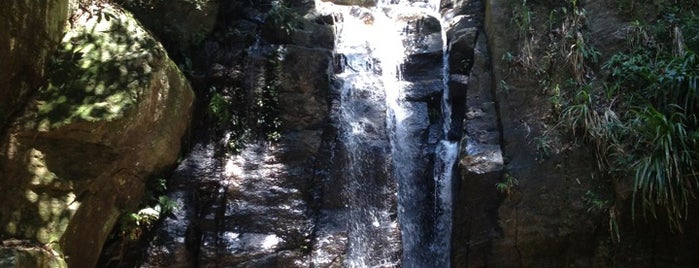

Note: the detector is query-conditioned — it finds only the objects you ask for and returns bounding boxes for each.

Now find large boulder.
[0,3,194,268]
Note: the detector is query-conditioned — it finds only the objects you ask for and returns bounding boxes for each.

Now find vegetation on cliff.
[602,6,699,231]
[504,0,699,234]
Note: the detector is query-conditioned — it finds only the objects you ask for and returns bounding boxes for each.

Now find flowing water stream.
[315,1,458,267]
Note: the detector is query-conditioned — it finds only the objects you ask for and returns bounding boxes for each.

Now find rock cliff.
[3,0,699,267]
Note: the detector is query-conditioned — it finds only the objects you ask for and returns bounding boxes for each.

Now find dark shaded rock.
[402,53,444,82]
[478,0,699,266]
[278,46,333,130]
[309,210,348,267]
[403,79,443,101]
[448,26,477,74]
[139,144,215,268]
[0,0,70,133]
[140,9,333,264]
[453,31,504,268]
[319,0,376,7]
[290,22,335,49]
[480,0,601,266]
[397,12,445,83]
[121,0,219,56]
[263,12,335,48]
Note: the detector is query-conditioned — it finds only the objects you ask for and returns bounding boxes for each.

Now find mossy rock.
[32,5,166,130]
[1,3,194,268]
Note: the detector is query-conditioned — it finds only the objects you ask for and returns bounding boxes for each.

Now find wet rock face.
[400,14,444,83]
[139,1,334,266]
[441,0,507,267]
[0,3,193,268]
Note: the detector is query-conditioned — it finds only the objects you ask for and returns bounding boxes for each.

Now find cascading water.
[433,4,457,268]
[316,0,459,267]
[330,6,403,267]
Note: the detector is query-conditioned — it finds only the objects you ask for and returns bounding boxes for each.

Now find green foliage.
[508,0,541,74]
[630,107,698,229]
[209,48,284,154]
[119,208,159,240]
[498,79,510,94]
[583,191,621,242]
[117,177,177,241]
[208,88,231,127]
[561,8,699,231]
[496,173,519,196]
[584,190,610,212]
[258,48,284,142]
[266,1,302,35]
[534,135,554,159]
[511,0,699,233]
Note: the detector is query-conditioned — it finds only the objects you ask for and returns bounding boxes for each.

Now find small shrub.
[630,107,699,230]
[208,88,231,127]
[496,173,520,196]
[266,1,302,35]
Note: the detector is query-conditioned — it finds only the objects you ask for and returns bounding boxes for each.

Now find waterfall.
[433,2,457,268]
[331,5,403,268]
[316,0,457,267]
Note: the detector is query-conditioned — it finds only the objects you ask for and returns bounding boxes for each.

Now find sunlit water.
[315,0,457,267]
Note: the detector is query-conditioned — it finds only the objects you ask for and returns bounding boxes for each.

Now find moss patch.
[33,5,165,130]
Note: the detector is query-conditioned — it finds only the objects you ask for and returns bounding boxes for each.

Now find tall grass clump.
[630,107,699,230]
[593,8,699,231]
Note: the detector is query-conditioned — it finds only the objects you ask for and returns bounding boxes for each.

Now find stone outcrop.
[0,0,70,134]
[141,45,332,267]
[138,1,335,266]
[0,3,194,267]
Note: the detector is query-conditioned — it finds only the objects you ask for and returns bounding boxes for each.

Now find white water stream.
[315,1,457,267]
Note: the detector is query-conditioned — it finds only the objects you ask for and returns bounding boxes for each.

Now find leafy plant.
[117,177,177,241]
[509,0,542,74]
[536,135,553,158]
[208,87,231,127]
[574,9,699,231]
[630,107,699,230]
[496,173,520,196]
[499,79,511,94]
[584,190,610,212]
[258,48,284,142]
[266,1,302,35]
